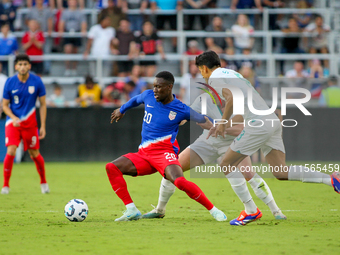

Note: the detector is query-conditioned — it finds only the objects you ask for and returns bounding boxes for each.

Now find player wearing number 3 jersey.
[106,71,227,222]
[1,54,49,195]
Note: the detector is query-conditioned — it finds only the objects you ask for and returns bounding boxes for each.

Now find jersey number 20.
[143,111,152,124]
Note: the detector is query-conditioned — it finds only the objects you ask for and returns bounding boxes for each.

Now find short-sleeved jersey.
[120,90,207,155]
[135,33,160,55]
[3,73,46,128]
[209,67,278,122]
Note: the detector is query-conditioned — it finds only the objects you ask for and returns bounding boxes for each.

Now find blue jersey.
[120,90,208,155]
[3,72,46,128]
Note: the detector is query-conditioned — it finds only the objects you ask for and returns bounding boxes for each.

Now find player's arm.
[110,91,145,123]
[38,96,47,139]
[225,115,245,136]
[208,88,233,138]
[2,99,20,127]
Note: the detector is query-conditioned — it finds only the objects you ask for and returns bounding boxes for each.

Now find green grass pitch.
[0,162,339,255]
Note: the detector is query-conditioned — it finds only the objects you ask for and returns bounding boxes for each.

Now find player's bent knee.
[28,149,40,158]
[7,146,17,156]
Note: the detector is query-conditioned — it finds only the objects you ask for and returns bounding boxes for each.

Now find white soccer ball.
[64,199,88,222]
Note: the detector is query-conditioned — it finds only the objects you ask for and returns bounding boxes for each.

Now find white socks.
[156,178,176,212]
[288,166,332,186]
[126,203,136,209]
[248,173,280,214]
[226,169,258,214]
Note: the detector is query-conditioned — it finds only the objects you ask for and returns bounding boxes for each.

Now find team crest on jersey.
[169,111,177,120]
[28,86,35,94]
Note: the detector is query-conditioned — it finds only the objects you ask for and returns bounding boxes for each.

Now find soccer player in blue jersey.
[1,54,49,195]
[107,71,227,221]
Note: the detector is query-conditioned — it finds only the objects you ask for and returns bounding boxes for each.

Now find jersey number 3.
[143,111,152,124]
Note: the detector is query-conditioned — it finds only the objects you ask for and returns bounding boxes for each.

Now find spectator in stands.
[27,0,55,8]
[285,60,309,79]
[56,0,84,9]
[124,65,147,97]
[84,15,116,77]
[113,18,136,77]
[239,63,260,92]
[293,0,312,29]
[98,0,126,30]
[231,14,254,54]
[102,80,124,106]
[184,0,210,31]
[308,59,329,98]
[180,63,203,105]
[239,48,256,69]
[185,40,204,56]
[223,48,239,71]
[262,0,285,30]
[280,18,304,75]
[76,75,102,107]
[22,19,45,76]
[59,0,87,76]
[47,83,67,107]
[205,16,232,54]
[122,0,147,32]
[0,23,18,75]
[0,63,7,110]
[95,0,116,9]
[285,60,309,98]
[26,0,54,75]
[230,0,263,26]
[150,0,183,52]
[319,76,340,108]
[304,15,330,69]
[0,0,17,31]
[134,20,166,77]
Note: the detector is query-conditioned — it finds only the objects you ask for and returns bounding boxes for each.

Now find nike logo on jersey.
[12,89,18,93]
[146,104,154,108]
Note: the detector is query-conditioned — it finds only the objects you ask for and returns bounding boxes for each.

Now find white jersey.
[191,93,235,144]
[209,68,278,122]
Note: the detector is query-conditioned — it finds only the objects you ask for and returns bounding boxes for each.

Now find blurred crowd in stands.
[0,0,339,108]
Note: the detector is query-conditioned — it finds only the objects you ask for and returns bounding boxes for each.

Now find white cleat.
[211,208,227,221]
[1,186,9,194]
[273,210,287,220]
[41,183,50,194]
[115,207,142,222]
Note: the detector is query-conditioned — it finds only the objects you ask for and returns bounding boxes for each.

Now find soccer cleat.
[41,183,50,194]
[142,208,165,219]
[115,207,142,222]
[229,208,262,226]
[331,172,340,194]
[211,208,227,221]
[1,186,9,194]
[273,210,287,220]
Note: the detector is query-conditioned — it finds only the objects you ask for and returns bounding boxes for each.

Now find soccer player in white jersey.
[143,93,287,221]
[192,51,340,225]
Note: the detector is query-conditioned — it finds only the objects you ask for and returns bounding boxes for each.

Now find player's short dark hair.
[126,80,136,87]
[155,71,175,85]
[195,51,221,69]
[1,22,9,28]
[15,54,31,64]
[98,14,110,24]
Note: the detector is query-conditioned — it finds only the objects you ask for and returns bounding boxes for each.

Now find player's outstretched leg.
[142,178,175,219]
[238,157,286,220]
[29,149,49,194]
[164,165,227,222]
[105,158,141,221]
[266,150,336,193]
[1,146,17,194]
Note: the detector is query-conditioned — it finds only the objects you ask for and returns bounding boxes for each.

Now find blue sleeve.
[12,39,18,52]
[185,105,213,123]
[3,79,10,100]
[120,90,148,114]
[37,77,46,97]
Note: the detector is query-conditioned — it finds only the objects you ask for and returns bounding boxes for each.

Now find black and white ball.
[64,199,88,222]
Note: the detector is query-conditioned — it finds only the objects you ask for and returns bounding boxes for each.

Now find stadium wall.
[20,108,340,162]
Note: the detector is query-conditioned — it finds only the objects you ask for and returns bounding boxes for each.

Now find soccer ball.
[64,199,88,222]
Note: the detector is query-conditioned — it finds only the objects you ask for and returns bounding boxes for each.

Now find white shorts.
[190,132,234,164]
[230,120,285,157]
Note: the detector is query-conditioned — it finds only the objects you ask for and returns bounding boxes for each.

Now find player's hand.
[13,117,21,127]
[39,127,46,140]
[111,108,125,123]
[197,116,213,130]
[207,123,225,139]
